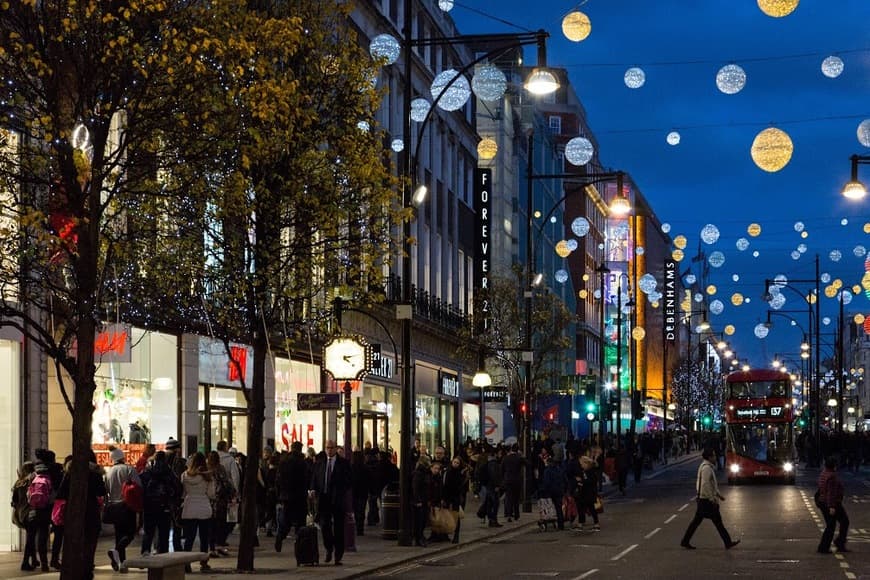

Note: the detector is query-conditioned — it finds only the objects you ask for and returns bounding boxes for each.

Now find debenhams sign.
[664,259,676,343]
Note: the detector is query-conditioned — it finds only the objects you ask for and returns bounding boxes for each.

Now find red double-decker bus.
[724,368,796,484]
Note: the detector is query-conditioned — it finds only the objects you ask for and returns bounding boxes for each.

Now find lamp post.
[841,154,870,200]
[596,262,611,444]
[762,255,821,464]
[395,2,559,546]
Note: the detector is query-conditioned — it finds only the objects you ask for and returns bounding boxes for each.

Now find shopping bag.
[537,497,556,521]
[430,507,456,534]
[226,501,239,523]
[594,495,604,514]
[51,499,66,527]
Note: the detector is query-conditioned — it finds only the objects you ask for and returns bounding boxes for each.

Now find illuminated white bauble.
[736,238,749,251]
[555,269,569,284]
[391,139,404,152]
[701,224,720,244]
[638,274,657,294]
[438,0,454,11]
[370,34,400,65]
[710,300,724,315]
[472,64,507,102]
[855,245,867,258]
[410,98,431,122]
[858,119,870,148]
[571,217,590,237]
[624,67,646,89]
[708,251,725,268]
[830,250,842,262]
[562,11,592,42]
[667,131,680,146]
[662,223,671,233]
[430,69,471,111]
[821,56,844,78]
[754,323,770,339]
[565,137,594,166]
[716,64,746,94]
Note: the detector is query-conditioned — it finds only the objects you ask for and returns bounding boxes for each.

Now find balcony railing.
[384,274,469,332]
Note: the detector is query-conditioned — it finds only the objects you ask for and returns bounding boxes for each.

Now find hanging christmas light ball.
[356,121,370,132]
[477,138,498,160]
[562,11,592,42]
[672,249,684,261]
[725,325,736,335]
[708,251,726,268]
[636,247,645,256]
[565,137,594,166]
[624,67,646,89]
[472,64,507,102]
[798,243,807,253]
[555,269,569,284]
[754,323,770,339]
[438,0,454,11]
[855,313,865,325]
[830,249,842,262]
[732,274,740,282]
[842,218,849,226]
[710,300,724,315]
[791,250,801,260]
[667,131,681,146]
[856,245,867,258]
[747,223,762,237]
[674,235,687,250]
[555,240,571,258]
[793,221,804,232]
[639,274,658,294]
[751,127,793,172]
[736,238,750,251]
[757,0,799,18]
[566,239,578,252]
[821,55,844,78]
[716,64,746,94]
[770,293,786,310]
[632,327,646,341]
[858,119,870,148]
[391,138,404,152]
[661,223,671,233]
[753,251,760,257]
[731,293,744,306]
[706,284,717,295]
[430,69,471,111]
[410,98,431,122]
[571,216,590,237]
[370,34,401,65]
[821,272,831,283]
[685,274,696,285]
[701,224,720,244]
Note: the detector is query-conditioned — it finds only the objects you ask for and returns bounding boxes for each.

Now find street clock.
[323,336,371,381]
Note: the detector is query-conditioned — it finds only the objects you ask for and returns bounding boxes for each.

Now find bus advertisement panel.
[724,369,796,484]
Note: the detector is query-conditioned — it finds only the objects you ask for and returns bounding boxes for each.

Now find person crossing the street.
[680,448,740,550]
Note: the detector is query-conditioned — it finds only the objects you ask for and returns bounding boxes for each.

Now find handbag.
[563,495,578,520]
[537,497,557,520]
[430,506,456,535]
[593,495,604,514]
[51,499,67,527]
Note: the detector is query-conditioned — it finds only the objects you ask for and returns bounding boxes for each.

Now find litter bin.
[381,482,400,540]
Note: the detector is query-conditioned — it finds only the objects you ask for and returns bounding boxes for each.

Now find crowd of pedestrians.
[5,427,713,576]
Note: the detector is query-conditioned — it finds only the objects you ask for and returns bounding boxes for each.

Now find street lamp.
[395,3,560,547]
[841,154,870,200]
[762,255,821,463]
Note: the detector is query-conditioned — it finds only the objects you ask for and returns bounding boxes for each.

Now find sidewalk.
[0,453,701,580]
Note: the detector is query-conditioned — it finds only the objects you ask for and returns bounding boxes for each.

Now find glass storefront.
[416,394,438,456]
[274,357,323,453]
[199,386,248,452]
[0,339,21,551]
[91,327,177,466]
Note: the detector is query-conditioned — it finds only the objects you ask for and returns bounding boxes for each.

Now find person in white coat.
[181,452,215,572]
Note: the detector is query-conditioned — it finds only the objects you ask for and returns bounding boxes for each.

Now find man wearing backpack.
[139,451,182,556]
[105,448,142,572]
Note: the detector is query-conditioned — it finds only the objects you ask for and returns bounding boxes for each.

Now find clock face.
[323,337,368,381]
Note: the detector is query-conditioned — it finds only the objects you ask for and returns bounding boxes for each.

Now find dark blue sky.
[451,0,870,368]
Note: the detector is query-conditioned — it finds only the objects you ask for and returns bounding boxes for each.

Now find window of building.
[548,116,562,135]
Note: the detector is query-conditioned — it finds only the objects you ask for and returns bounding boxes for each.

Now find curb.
[339,520,539,579]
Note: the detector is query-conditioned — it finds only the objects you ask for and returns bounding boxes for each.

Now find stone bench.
[124,552,210,580]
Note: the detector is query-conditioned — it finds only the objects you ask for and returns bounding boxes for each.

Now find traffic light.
[796,416,807,428]
[585,401,598,421]
[519,402,528,415]
[702,415,712,428]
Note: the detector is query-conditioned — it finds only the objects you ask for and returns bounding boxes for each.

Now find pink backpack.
[27,474,52,509]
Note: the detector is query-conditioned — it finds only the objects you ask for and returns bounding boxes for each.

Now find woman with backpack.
[23,461,54,572]
[181,451,216,572]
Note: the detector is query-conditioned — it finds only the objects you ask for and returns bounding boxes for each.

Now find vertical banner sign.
[664,259,676,343]
[474,168,492,336]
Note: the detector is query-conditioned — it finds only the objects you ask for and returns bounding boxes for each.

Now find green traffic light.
[585,402,597,413]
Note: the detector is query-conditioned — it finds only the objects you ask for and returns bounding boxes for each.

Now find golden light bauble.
[706,285,717,295]
[747,223,762,237]
[632,327,646,341]
[555,240,571,258]
[833,279,843,289]
[582,274,590,282]
[674,235,687,250]
[757,0,799,18]
[864,222,870,234]
[825,285,837,298]
[801,231,808,238]
[725,325,735,335]
[862,273,870,292]
[562,11,592,42]
[672,249,685,262]
[751,127,793,172]
[477,138,498,160]
[731,293,744,306]
[854,285,862,295]
[854,313,866,325]
[579,289,588,299]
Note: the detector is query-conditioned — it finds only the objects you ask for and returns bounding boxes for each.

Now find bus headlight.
[783,462,794,472]
[729,464,740,474]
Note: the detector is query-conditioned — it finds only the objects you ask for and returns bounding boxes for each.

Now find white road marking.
[845,572,856,579]
[678,503,690,512]
[840,562,850,568]
[611,544,639,561]
[644,527,661,539]
[664,514,677,524]
[514,574,559,577]
[570,571,599,580]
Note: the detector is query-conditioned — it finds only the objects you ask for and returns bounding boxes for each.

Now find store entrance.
[200,407,248,452]
[358,410,389,452]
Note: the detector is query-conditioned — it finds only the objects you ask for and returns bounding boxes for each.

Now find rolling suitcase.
[295,524,320,566]
[345,511,357,552]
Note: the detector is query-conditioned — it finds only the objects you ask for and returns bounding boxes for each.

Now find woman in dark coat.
[442,456,469,543]
[411,455,432,547]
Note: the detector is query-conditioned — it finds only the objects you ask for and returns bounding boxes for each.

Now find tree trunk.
[235,328,266,571]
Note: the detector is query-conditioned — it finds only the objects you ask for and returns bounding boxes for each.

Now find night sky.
[450,0,870,369]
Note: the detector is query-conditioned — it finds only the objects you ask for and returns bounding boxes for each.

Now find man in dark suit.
[309,439,351,565]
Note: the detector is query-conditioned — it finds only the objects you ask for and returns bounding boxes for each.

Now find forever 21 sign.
[474,168,491,336]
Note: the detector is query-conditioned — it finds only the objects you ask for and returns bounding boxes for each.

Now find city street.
[366,459,868,580]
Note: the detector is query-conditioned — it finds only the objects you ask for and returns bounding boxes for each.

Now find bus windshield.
[728,380,788,399]
[727,423,792,464]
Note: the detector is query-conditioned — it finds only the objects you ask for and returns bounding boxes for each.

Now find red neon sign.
[95,328,128,356]
[228,346,247,381]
